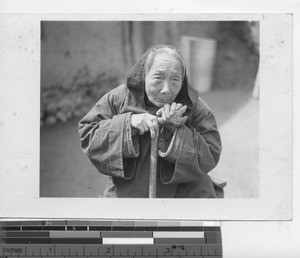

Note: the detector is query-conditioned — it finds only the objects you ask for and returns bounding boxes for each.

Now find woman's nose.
[160,81,171,95]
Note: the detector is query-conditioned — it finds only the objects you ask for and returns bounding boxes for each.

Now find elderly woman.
[78,45,223,198]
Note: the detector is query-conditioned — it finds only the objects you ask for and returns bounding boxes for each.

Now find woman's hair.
[144,45,186,77]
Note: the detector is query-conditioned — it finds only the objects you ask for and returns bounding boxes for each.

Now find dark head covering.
[126,44,194,110]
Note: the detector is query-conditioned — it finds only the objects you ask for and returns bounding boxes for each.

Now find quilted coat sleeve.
[158,97,222,184]
[78,89,139,179]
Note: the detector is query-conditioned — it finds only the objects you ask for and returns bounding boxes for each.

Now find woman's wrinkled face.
[145,53,183,107]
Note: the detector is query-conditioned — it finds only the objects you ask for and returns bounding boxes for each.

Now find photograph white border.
[0,13,292,220]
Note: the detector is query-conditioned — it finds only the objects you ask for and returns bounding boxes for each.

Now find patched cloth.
[78,45,225,198]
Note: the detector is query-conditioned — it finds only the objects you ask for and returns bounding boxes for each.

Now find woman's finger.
[181,115,188,124]
[170,102,177,116]
[156,108,162,117]
[152,116,159,129]
[138,125,145,135]
[139,120,148,135]
[157,117,164,125]
[177,105,187,115]
[175,103,182,110]
[145,116,155,139]
[163,103,170,119]
[160,108,167,121]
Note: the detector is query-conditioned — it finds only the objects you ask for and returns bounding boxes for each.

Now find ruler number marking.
[106,246,111,255]
[166,247,171,255]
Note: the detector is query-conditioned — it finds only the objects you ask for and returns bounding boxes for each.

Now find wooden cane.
[149,124,159,198]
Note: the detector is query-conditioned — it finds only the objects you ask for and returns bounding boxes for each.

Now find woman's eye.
[153,76,162,80]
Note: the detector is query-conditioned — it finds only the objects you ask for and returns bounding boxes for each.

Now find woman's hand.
[156,103,188,132]
[131,113,159,139]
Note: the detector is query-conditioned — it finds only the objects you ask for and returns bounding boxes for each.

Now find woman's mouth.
[156,98,172,104]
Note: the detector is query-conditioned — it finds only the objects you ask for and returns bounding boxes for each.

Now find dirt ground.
[40,88,258,198]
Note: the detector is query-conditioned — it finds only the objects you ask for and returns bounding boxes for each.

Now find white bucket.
[180,36,217,93]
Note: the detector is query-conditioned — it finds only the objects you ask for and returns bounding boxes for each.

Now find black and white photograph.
[0,13,292,220]
[40,20,259,199]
